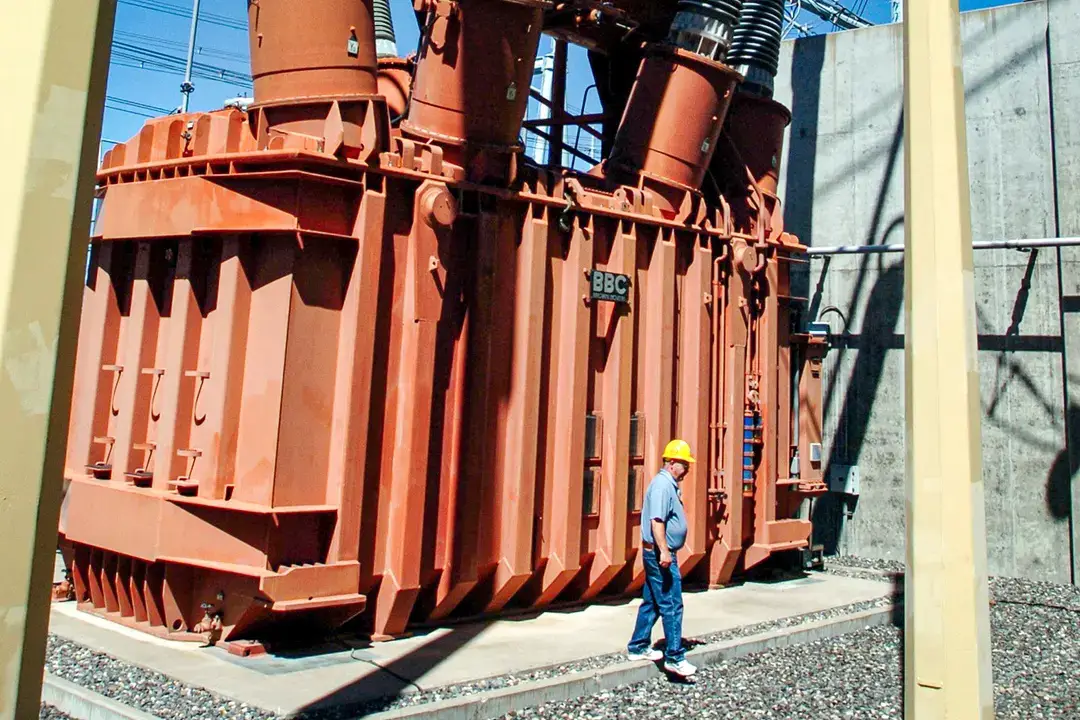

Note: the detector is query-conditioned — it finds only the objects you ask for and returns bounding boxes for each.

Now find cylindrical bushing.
[402,0,544,152]
[373,0,398,57]
[247,0,379,106]
[726,0,786,96]
[667,0,744,62]
[607,45,741,193]
[724,92,790,195]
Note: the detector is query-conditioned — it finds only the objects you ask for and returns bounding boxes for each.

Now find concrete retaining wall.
[773,0,1080,583]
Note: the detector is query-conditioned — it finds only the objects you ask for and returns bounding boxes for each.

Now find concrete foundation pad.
[47,572,892,717]
[41,674,159,720]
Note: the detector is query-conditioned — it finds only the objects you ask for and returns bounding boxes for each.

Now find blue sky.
[99,0,1021,162]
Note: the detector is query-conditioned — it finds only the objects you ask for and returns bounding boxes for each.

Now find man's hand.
[651,518,672,568]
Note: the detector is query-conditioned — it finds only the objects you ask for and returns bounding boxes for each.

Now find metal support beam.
[902,0,994,717]
[806,236,1080,255]
[0,2,114,717]
[548,40,568,167]
[180,0,201,113]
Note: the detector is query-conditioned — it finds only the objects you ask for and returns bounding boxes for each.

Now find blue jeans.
[627,547,684,663]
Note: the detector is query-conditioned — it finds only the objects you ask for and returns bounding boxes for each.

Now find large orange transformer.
[57,0,828,648]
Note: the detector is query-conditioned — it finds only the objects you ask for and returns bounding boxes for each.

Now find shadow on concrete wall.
[976,250,1076,523]
[784,14,1043,228]
[783,34,826,250]
[1047,403,1080,521]
[797,100,906,554]
[786,2,1058,558]
[810,246,1074,552]
[811,263,905,554]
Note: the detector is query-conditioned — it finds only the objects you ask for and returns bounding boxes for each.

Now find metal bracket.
[828,464,860,496]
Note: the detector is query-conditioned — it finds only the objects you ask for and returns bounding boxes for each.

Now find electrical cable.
[106,94,173,115]
[118,0,247,31]
[990,598,1080,614]
[112,41,251,84]
[114,30,248,63]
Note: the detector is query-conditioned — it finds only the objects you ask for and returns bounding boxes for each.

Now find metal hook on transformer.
[558,184,579,233]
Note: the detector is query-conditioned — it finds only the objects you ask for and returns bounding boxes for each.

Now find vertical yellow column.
[0,2,114,718]
[902,0,994,718]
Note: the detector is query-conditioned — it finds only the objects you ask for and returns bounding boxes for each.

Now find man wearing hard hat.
[626,439,697,678]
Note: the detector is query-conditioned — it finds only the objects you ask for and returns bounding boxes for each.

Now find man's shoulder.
[645,471,676,495]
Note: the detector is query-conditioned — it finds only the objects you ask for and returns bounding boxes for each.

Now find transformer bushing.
[246,0,391,161]
[603,0,744,215]
[726,0,786,97]
[668,0,744,60]
[373,0,398,57]
[401,0,549,183]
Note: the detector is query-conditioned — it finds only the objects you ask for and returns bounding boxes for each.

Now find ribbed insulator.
[676,0,743,26]
[373,0,397,57]
[668,0,744,61]
[726,0,785,79]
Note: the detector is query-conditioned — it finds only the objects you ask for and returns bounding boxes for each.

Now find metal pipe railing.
[805,236,1080,256]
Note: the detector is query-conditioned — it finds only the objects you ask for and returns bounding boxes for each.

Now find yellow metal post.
[0,2,114,717]
[902,0,994,718]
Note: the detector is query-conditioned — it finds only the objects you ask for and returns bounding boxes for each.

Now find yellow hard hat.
[662,439,695,464]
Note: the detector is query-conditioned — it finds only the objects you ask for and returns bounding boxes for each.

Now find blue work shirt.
[640,469,688,551]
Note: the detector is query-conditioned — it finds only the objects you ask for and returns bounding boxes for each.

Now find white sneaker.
[664,659,697,677]
[627,648,663,662]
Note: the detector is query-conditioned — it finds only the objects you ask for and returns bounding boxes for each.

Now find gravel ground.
[503,625,907,720]
[44,636,274,720]
[41,559,1080,719]
[500,558,1080,720]
[826,555,906,575]
[39,706,73,719]
[42,587,890,720]
[822,555,906,584]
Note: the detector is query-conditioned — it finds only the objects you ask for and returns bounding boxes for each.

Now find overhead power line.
[111,40,253,88]
[105,94,175,118]
[796,0,873,29]
[118,0,247,31]
[112,57,246,86]
[114,30,248,64]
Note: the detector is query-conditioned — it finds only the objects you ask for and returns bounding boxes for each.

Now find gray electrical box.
[829,464,860,495]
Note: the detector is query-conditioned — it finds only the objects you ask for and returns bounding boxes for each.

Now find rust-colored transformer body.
[57,0,827,646]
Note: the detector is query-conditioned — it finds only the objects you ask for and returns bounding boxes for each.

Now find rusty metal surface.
[57,3,828,647]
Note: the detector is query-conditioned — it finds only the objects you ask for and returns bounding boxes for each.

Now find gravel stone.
[503,625,906,720]
[501,568,1080,720]
[826,555,906,575]
[45,636,276,720]
[42,568,1080,719]
[39,705,73,719]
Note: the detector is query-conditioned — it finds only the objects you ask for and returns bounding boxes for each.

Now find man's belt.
[642,540,655,550]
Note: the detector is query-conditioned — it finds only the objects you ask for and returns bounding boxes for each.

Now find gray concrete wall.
[773,0,1080,583]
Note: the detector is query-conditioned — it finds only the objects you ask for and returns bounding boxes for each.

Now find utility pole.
[902,0,994,717]
[181,0,201,113]
[0,1,114,718]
